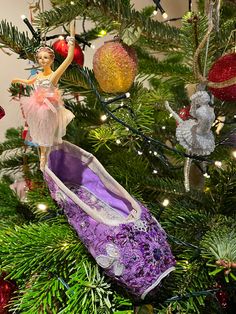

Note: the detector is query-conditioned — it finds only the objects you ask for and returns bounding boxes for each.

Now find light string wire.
[76,66,221,166]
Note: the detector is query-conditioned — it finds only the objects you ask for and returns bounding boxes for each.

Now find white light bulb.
[152,10,158,16]
[61,242,69,249]
[153,170,158,174]
[214,161,222,168]
[149,150,152,154]
[116,139,121,144]
[169,113,173,118]
[100,114,107,122]
[162,12,168,19]
[120,102,124,107]
[70,1,75,5]
[125,127,129,131]
[21,15,26,20]
[232,150,236,158]
[137,150,143,155]
[125,92,130,98]
[154,151,158,156]
[203,173,210,178]
[162,126,166,130]
[98,30,107,37]
[162,199,169,207]
[37,203,47,211]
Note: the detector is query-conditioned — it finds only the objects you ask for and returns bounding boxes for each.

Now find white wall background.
[0,0,197,142]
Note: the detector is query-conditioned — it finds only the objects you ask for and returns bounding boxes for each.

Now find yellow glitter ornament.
[93,40,137,93]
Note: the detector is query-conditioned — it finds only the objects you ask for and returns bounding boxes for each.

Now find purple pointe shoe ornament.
[44,141,175,299]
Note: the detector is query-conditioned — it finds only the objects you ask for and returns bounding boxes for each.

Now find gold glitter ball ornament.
[93,41,137,93]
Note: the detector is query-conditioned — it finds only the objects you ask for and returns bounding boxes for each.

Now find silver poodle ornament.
[165,91,215,191]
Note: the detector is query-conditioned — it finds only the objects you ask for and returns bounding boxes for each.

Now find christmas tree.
[0,0,236,313]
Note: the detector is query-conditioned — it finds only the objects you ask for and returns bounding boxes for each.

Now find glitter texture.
[44,142,175,300]
[208,53,236,101]
[93,41,137,93]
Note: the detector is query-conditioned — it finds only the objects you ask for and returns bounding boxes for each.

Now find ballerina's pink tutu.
[21,78,74,147]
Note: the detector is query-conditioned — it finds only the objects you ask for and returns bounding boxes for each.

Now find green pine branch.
[36,0,181,51]
[0,20,36,59]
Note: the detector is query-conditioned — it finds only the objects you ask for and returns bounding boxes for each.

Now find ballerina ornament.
[165,91,215,191]
[12,21,76,171]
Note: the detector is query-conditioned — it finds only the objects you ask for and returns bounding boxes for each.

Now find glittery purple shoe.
[44,141,175,299]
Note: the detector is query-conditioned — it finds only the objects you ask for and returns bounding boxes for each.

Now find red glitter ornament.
[216,287,228,309]
[176,105,191,125]
[52,39,84,66]
[0,272,17,314]
[208,53,236,101]
[178,106,191,120]
[0,106,5,120]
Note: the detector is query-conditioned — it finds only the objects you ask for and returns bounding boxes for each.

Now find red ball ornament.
[0,106,5,120]
[178,106,191,120]
[216,289,228,309]
[93,40,137,93]
[52,39,84,66]
[176,105,191,125]
[0,272,17,314]
[208,53,236,101]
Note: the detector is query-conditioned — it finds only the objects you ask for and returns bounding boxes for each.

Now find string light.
[154,151,158,156]
[214,161,222,168]
[162,12,168,19]
[162,199,170,207]
[100,114,107,122]
[188,0,192,11]
[125,92,130,98]
[152,0,168,19]
[232,150,236,158]
[37,203,47,211]
[203,173,210,178]
[153,169,158,174]
[21,14,39,39]
[78,59,219,167]
[149,150,152,154]
[70,1,75,4]
[116,139,121,144]
[137,150,143,155]
[61,242,70,249]
[162,126,166,130]
[98,29,107,37]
